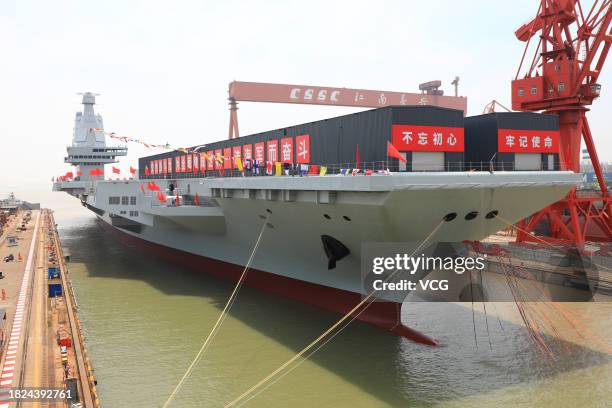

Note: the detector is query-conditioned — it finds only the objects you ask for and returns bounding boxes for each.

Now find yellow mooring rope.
[160,216,270,408]
[224,219,445,408]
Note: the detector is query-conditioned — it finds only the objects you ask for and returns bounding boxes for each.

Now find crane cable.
[160,216,270,408]
[224,219,445,408]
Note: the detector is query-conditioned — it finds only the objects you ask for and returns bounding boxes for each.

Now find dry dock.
[0,209,98,407]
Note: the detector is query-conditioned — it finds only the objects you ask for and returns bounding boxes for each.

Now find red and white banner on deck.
[497,129,560,153]
[391,125,464,152]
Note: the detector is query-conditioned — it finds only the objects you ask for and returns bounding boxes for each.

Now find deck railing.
[138,160,565,180]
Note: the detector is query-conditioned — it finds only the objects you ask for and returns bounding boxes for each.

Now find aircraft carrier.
[53,92,580,345]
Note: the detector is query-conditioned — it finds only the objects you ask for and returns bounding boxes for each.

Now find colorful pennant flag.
[275,162,282,176]
[319,166,327,176]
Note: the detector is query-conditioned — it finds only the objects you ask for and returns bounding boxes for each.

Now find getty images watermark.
[360,242,608,302]
[370,253,486,292]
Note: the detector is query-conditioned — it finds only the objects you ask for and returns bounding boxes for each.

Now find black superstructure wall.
[138,105,465,178]
[464,112,560,171]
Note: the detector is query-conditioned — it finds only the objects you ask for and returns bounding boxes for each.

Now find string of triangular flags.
[92,128,193,153]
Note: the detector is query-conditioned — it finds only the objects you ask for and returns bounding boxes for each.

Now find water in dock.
[18,191,612,408]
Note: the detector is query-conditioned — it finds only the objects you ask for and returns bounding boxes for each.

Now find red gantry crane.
[227,80,467,139]
[512,0,612,244]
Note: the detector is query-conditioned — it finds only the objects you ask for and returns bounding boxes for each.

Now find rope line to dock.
[224,220,445,408]
[160,216,269,408]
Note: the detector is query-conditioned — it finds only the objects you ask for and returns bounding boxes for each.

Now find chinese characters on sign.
[280,137,293,164]
[295,134,310,164]
[497,129,560,153]
[391,125,465,152]
[267,140,278,163]
[243,144,253,161]
[150,134,314,176]
[254,142,265,165]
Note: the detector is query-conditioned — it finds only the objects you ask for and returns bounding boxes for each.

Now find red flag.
[130,166,137,174]
[89,167,103,176]
[175,194,180,206]
[194,193,199,206]
[112,166,120,174]
[77,171,83,177]
[387,142,407,163]
[147,182,160,191]
[355,144,361,169]
[140,184,145,193]
[156,191,166,203]
[365,169,373,176]
[145,166,150,176]
[65,172,73,179]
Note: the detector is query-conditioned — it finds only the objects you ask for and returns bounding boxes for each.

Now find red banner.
[267,140,278,163]
[497,129,560,153]
[223,148,232,169]
[192,154,199,173]
[295,134,310,164]
[243,144,253,161]
[200,153,207,172]
[186,154,192,172]
[280,137,293,164]
[167,158,172,174]
[391,125,464,152]
[175,157,181,173]
[206,151,214,171]
[214,149,222,170]
[254,142,265,165]
[232,146,242,168]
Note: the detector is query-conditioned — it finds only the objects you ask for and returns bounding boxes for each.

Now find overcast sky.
[1,0,610,193]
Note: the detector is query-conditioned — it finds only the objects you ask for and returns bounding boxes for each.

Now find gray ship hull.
[58,170,580,344]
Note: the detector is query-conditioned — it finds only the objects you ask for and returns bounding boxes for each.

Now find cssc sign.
[289,87,341,102]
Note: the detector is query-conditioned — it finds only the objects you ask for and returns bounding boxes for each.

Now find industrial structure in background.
[225,0,611,245]
[226,80,467,139]
[511,0,611,244]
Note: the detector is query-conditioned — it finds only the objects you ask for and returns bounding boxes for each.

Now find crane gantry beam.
[227,81,467,139]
